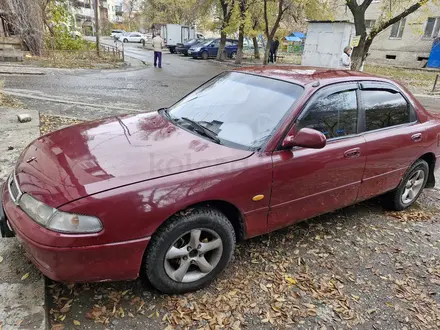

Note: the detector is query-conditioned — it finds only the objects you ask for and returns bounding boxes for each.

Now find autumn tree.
[346,0,435,70]
[123,0,140,30]
[142,0,202,25]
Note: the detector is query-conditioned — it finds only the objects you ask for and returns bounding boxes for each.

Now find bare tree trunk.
[252,36,260,59]
[263,0,285,65]
[235,22,244,64]
[217,31,227,61]
[217,0,233,61]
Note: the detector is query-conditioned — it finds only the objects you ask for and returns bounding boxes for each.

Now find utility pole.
[94,0,100,57]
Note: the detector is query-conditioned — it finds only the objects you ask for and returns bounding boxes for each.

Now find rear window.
[362,90,411,131]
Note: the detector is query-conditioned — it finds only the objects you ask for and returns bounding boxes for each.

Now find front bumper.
[176,47,188,55]
[1,183,150,282]
[188,50,201,57]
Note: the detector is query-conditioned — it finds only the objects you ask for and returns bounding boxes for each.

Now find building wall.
[334,1,440,68]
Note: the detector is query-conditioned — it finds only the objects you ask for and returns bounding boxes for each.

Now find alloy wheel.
[401,169,425,204]
[164,228,223,283]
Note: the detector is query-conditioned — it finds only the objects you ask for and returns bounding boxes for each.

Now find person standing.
[341,46,352,70]
[152,33,165,68]
[269,37,280,63]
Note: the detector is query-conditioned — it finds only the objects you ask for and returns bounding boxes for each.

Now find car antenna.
[312,80,320,87]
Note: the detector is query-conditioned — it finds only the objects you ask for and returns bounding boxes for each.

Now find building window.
[390,18,406,39]
[365,20,376,29]
[424,17,440,38]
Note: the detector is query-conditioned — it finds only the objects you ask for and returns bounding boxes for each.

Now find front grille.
[8,171,22,204]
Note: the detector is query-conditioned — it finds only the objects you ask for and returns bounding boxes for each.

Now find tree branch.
[369,1,425,39]
[360,0,374,11]
[263,0,269,37]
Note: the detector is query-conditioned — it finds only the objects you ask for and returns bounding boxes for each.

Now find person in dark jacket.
[269,37,280,63]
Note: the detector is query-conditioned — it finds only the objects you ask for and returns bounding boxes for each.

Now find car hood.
[15,112,253,207]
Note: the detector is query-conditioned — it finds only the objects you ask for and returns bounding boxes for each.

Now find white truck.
[159,24,201,53]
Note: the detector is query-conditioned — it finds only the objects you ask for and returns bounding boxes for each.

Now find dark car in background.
[176,38,206,56]
[188,38,239,60]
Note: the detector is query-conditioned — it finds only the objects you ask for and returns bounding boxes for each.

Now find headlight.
[19,193,102,234]
[192,48,201,52]
[19,194,55,226]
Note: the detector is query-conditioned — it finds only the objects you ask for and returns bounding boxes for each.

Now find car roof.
[235,65,394,87]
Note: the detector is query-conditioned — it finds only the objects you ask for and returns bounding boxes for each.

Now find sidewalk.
[0,65,45,75]
[0,107,45,330]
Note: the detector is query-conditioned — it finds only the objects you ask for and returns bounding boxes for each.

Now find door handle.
[344,148,361,158]
[411,133,422,142]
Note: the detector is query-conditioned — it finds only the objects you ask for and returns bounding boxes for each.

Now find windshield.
[201,39,214,46]
[167,72,303,151]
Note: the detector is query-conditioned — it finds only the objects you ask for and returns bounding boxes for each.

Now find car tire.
[144,207,236,294]
[201,51,209,60]
[192,56,198,59]
[123,39,128,43]
[170,47,176,54]
[382,159,429,211]
[230,51,237,59]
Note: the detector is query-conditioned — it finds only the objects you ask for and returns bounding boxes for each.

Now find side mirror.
[282,128,326,149]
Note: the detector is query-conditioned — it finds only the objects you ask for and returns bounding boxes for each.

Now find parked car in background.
[120,32,148,44]
[2,67,439,295]
[188,38,239,59]
[111,30,126,39]
[176,38,206,56]
[71,31,82,39]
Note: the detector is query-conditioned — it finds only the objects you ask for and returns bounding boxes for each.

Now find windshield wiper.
[180,117,221,144]
[158,108,174,122]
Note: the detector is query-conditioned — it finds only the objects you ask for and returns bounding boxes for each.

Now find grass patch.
[25,50,125,69]
[364,65,439,93]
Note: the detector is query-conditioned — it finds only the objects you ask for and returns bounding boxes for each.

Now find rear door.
[357,81,424,201]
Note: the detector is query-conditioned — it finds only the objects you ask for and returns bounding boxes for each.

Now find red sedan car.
[1,67,439,293]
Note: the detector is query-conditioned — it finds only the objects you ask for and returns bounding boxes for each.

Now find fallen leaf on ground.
[21,273,29,280]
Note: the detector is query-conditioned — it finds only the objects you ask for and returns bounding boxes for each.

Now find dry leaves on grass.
[386,209,433,222]
[40,115,84,135]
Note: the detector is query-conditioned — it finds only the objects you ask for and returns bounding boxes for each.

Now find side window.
[362,90,410,131]
[297,90,358,139]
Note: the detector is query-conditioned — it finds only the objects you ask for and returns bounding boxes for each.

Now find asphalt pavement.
[2,41,225,120]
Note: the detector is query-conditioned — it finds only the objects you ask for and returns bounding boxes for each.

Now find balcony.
[75,7,94,19]
[73,0,92,8]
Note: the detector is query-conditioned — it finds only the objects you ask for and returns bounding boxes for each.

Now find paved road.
[2,42,225,120]
[2,43,440,119]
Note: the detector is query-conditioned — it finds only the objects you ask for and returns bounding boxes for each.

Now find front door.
[269,84,367,230]
[208,40,220,57]
[356,82,426,201]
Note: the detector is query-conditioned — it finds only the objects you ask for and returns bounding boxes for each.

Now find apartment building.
[69,0,95,34]
[335,0,440,67]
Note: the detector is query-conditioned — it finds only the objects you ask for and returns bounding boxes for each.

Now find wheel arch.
[419,152,436,188]
[152,200,246,243]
